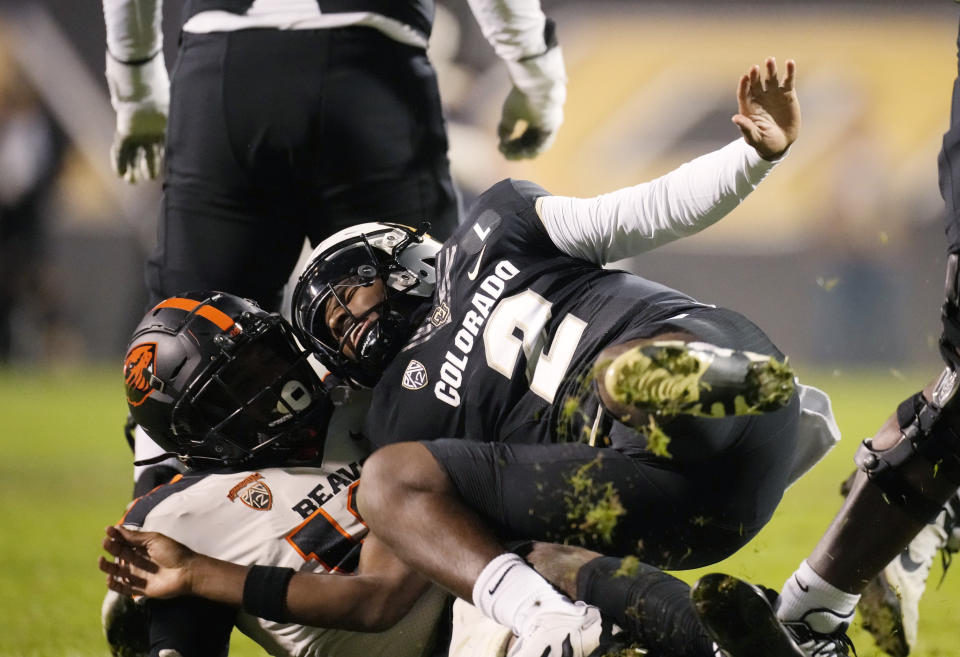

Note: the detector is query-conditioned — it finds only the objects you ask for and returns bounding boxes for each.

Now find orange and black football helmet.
[123,291,332,468]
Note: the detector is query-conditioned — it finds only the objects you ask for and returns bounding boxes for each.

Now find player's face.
[323,277,387,360]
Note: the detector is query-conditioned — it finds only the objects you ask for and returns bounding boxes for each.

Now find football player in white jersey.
[102,290,453,657]
[103,291,808,657]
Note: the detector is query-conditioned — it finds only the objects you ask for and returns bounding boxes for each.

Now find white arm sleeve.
[103,0,163,62]
[103,0,168,111]
[538,139,781,265]
[465,0,549,61]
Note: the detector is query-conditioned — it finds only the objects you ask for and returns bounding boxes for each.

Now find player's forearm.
[183,553,249,608]
[284,569,431,631]
[466,0,550,62]
[103,0,168,112]
[538,139,779,264]
[187,557,429,631]
[181,555,392,630]
[103,0,163,62]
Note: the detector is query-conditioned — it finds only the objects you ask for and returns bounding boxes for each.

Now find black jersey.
[366,179,708,448]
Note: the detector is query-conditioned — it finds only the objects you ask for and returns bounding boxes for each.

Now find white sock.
[472,553,576,636]
[775,560,858,633]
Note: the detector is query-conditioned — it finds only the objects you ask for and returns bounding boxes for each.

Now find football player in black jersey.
[99,292,787,657]
[287,57,828,657]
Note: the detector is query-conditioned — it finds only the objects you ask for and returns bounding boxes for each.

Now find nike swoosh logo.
[794,575,809,592]
[899,548,925,573]
[467,244,487,281]
[487,562,518,596]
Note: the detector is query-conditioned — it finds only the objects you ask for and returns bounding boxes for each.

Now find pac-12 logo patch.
[228,473,273,511]
[402,360,428,390]
[124,342,157,406]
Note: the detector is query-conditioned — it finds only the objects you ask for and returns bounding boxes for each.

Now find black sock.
[576,556,714,657]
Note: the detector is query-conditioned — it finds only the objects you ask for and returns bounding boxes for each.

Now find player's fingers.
[115,525,149,546]
[500,129,548,160]
[149,142,164,179]
[765,57,778,87]
[748,63,763,93]
[737,73,750,107]
[111,141,129,178]
[123,159,137,184]
[498,118,517,143]
[731,114,757,143]
[98,555,115,576]
[783,59,797,92]
[104,526,149,566]
[105,572,126,595]
[133,149,151,184]
[103,531,126,558]
[105,568,144,598]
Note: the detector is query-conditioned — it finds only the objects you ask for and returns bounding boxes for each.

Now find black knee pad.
[856,369,960,520]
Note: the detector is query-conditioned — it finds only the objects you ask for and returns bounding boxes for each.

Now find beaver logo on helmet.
[124,342,158,406]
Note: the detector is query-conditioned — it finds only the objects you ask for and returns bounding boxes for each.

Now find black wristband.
[106,48,162,67]
[242,566,295,622]
[518,17,559,62]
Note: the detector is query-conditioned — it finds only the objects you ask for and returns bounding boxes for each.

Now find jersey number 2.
[483,289,586,403]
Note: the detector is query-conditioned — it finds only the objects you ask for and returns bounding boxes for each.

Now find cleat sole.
[691,574,805,657]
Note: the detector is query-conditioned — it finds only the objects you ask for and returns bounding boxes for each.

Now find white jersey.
[121,397,449,657]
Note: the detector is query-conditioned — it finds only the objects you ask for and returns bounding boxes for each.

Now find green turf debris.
[564,457,626,545]
[644,416,672,458]
[747,356,795,411]
[605,345,705,416]
[614,554,641,578]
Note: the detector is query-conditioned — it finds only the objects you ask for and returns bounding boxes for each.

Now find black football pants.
[424,306,801,570]
[148,27,459,310]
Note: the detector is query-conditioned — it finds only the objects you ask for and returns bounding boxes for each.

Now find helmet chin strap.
[133,451,183,467]
[354,310,409,378]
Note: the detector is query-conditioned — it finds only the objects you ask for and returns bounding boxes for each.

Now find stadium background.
[0,1,958,656]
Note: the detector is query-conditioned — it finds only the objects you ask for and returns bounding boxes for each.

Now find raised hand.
[98,525,195,600]
[733,57,800,161]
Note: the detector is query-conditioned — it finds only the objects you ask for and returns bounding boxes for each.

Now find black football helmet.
[123,291,332,469]
[293,222,441,387]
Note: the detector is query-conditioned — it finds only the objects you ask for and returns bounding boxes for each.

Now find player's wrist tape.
[242,566,295,622]
[106,52,170,110]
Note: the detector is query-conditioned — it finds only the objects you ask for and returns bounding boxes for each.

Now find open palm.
[734,57,800,161]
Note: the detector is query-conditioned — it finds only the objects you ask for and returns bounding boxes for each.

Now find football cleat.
[781,617,856,657]
[691,574,805,657]
[507,601,603,657]
[858,490,960,656]
[946,491,960,553]
[601,341,795,422]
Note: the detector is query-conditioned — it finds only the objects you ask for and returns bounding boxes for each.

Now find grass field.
[1,366,957,657]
